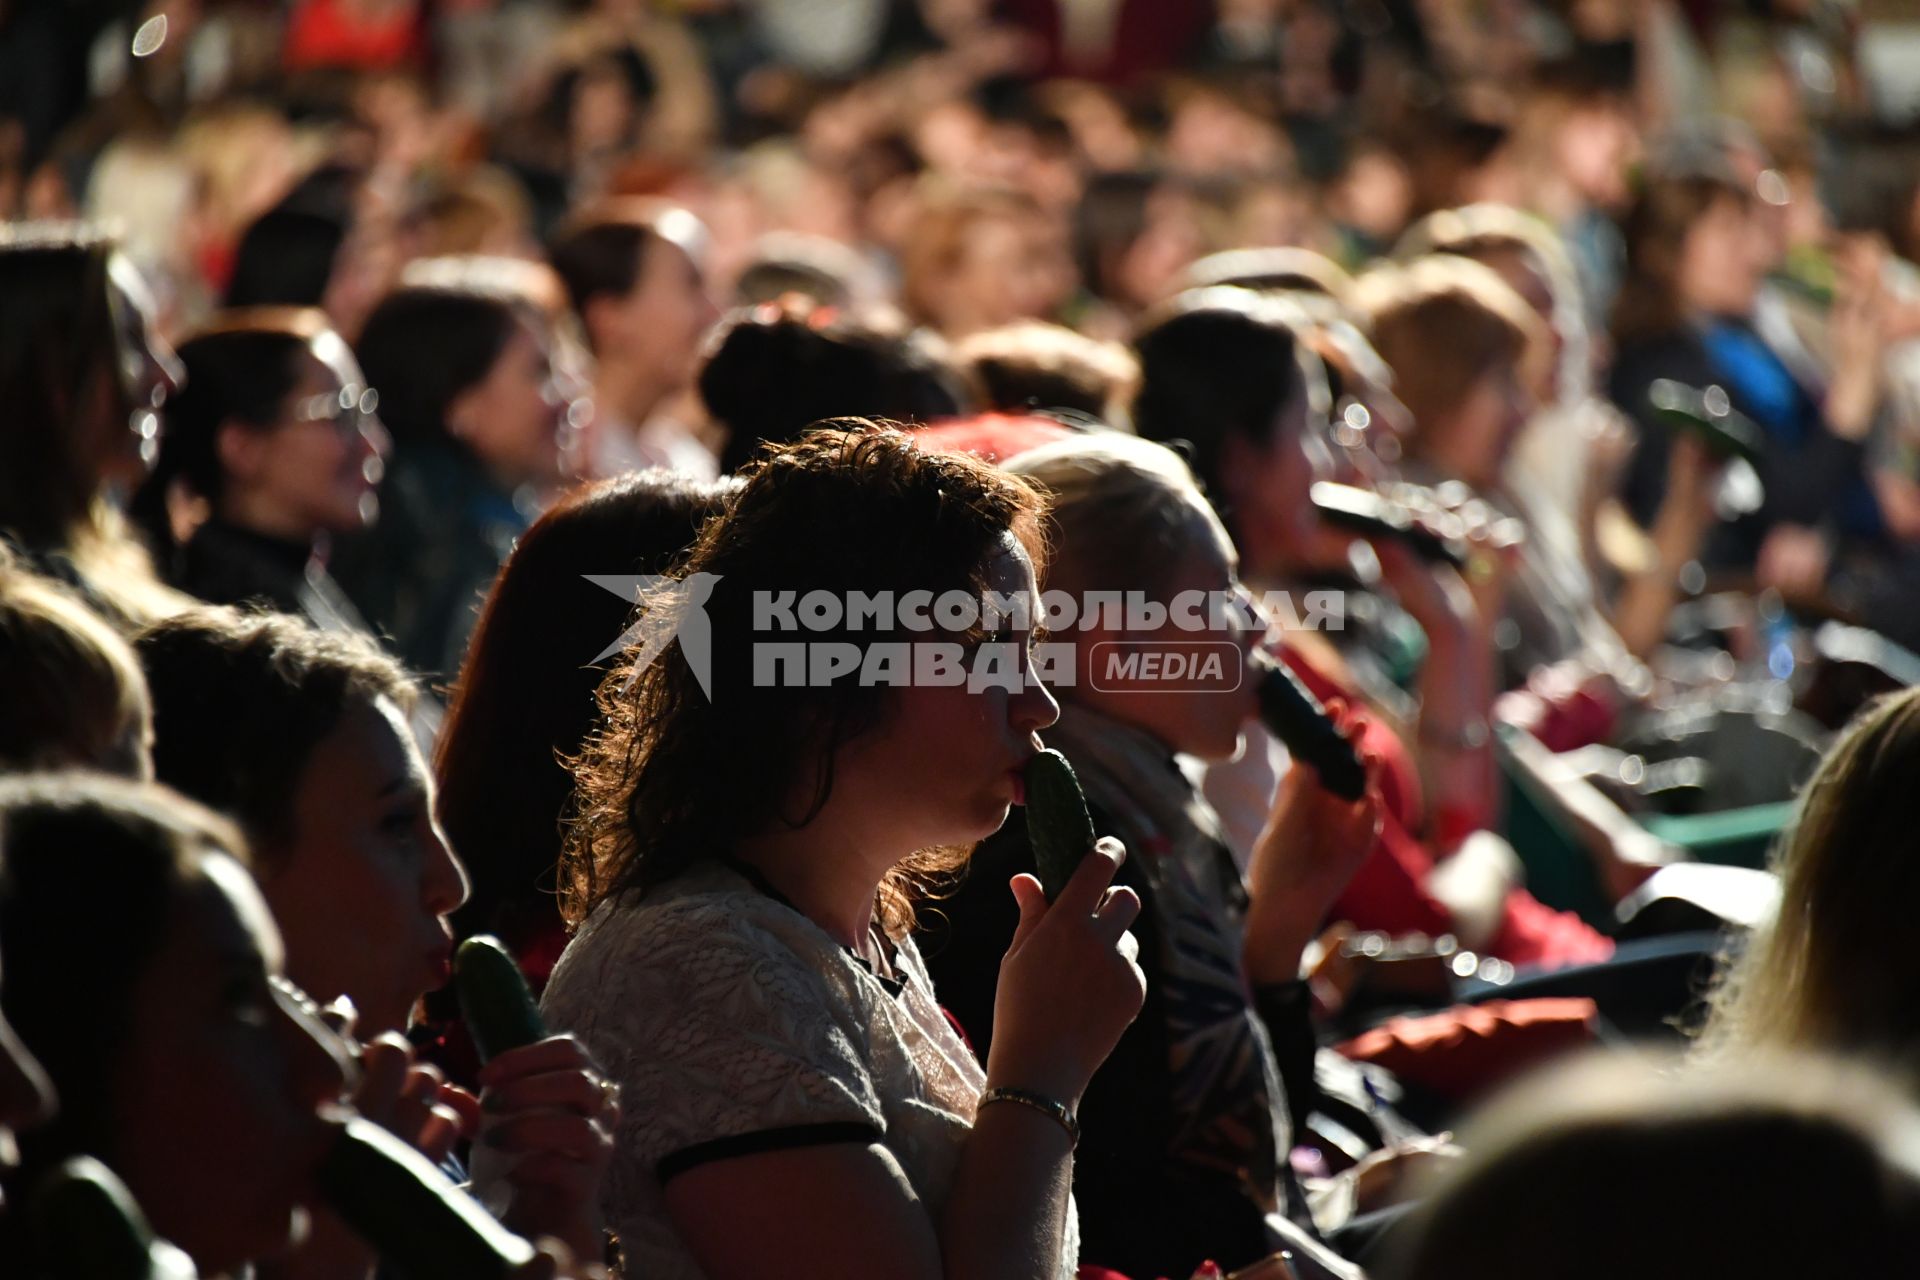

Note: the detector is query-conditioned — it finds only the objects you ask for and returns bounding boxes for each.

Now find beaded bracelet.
[979,1086,1081,1148]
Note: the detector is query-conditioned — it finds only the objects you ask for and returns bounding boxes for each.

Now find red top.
[283,0,425,72]
[911,415,1076,464]
[1282,646,1614,970]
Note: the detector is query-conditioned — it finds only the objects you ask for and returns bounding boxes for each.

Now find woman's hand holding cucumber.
[987,838,1146,1110]
[470,1036,618,1266]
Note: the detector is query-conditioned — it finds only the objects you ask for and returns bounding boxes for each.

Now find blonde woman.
[1694,685,1920,1078]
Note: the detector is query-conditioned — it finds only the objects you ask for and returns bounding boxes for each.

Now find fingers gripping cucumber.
[317,1114,536,1280]
[1024,748,1099,902]
[454,934,547,1064]
[29,1158,197,1280]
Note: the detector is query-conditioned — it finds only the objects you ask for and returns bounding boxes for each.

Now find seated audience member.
[732,231,874,311]
[0,773,355,1277]
[0,226,185,627]
[698,301,969,473]
[0,560,153,777]
[437,471,739,980]
[1695,685,1920,1082]
[953,320,1139,426]
[1609,165,1904,640]
[131,307,389,634]
[546,200,720,480]
[545,423,1144,1279]
[1132,288,1613,969]
[1380,1053,1920,1279]
[901,185,1066,340]
[922,431,1385,1279]
[133,607,615,1261]
[331,275,570,682]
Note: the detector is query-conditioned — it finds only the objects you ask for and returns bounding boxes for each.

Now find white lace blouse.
[539,861,1079,1279]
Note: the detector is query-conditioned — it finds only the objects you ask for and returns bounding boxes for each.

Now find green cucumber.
[316,1114,536,1280]
[28,1158,197,1280]
[454,934,547,1064]
[1648,379,1764,467]
[1024,748,1098,902]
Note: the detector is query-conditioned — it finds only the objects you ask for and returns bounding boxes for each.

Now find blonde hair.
[1386,1050,1920,1279]
[1005,432,1221,603]
[1694,687,1920,1083]
[0,561,151,776]
[1353,254,1548,432]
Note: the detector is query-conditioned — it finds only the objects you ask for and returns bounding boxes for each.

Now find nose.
[1010,663,1061,734]
[421,814,472,918]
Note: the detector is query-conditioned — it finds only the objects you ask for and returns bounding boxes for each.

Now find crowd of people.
[7,0,1920,1275]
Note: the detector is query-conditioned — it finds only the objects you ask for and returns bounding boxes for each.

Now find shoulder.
[542,868,870,1045]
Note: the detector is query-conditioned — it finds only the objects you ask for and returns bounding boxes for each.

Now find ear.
[215,419,269,483]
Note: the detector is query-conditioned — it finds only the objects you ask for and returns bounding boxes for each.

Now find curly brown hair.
[561,420,1047,936]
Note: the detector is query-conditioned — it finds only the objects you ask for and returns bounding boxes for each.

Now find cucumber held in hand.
[454,934,546,1064]
[317,1113,536,1280]
[29,1158,197,1280]
[1255,659,1368,802]
[1024,748,1098,902]
[1648,379,1764,467]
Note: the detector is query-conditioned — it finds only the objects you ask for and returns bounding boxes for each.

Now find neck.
[732,813,898,949]
[215,494,320,547]
[595,360,671,434]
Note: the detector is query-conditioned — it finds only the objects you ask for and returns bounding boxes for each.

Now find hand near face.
[987,840,1147,1107]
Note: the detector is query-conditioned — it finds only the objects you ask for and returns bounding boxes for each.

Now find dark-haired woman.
[132,307,389,635]
[543,423,1144,1279]
[333,275,569,681]
[697,300,968,474]
[0,774,603,1279]
[0,774,354,1276]
[1608,167,1899,635]
[0,225,185,626]
[436,470,738,985]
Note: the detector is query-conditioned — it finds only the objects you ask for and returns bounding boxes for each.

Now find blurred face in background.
[602,225,719,400]
[1678,193,1772,319]
[448,317,566,487]
[220,331,389,539]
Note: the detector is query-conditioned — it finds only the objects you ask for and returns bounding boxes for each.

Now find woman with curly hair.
[542,421,1145,1279]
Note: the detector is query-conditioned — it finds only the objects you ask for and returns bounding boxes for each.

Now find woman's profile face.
[227,333,389,537]
[263,694,470,1037]
[1070,506,1264,763]
[833,538,1061,852]
[1677,195,1770,320]
[106,852,352,1275]
[450,320,565,488]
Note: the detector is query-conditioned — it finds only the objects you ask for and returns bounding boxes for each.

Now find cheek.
[112,1041,308,1266]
